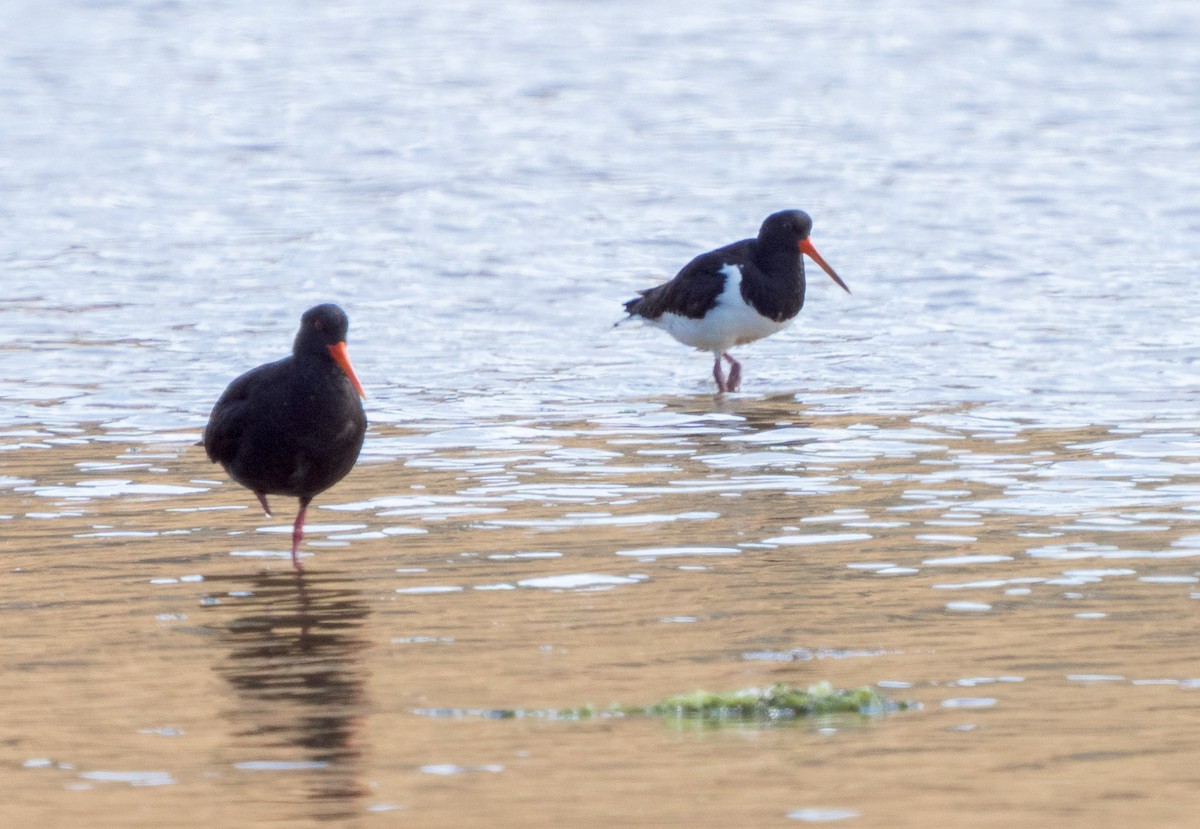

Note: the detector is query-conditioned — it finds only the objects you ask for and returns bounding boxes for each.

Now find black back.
[204,304,367,499]
[624,210,814,323]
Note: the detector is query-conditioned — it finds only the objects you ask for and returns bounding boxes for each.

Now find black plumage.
[623,210,848,392]
[204,303,367,570]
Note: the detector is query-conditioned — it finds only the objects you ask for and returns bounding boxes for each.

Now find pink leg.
[290,497,311,572]
[723,353,742,392]
[255,491,272,517]
[712,356,728,393]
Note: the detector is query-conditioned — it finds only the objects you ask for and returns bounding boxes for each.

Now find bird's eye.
[314,320,324,331]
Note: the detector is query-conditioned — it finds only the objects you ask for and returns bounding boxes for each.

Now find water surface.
[3,0,1200,826]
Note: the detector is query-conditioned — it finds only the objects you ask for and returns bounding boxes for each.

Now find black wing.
[202,359,285,466]
[623,239,752,321]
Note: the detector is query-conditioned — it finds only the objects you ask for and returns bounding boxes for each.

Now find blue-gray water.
[3,1,1200,827]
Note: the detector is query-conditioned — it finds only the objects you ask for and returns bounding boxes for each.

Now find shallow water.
[4,0,1200,826]
[8,407,1200,828]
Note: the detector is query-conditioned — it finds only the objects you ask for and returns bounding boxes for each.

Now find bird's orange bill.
[799,238,850,294]
[327,342,366,397]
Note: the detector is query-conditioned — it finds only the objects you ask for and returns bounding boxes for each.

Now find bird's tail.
[613,298,643,329]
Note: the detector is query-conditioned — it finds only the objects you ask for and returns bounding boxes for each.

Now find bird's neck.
[293,335,334,364]
[754,242,803,284]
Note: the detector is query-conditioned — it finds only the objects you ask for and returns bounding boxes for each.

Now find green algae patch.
[415,682,908,724]
[629,681,901,721]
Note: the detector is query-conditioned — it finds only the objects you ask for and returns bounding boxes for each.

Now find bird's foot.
[712,358,729,393]
[255,491,273,517]
[290,498,310,572]
[722,353,742,392]
[726,368,741,392]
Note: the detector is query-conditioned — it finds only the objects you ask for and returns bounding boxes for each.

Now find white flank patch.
[650,263,793,353]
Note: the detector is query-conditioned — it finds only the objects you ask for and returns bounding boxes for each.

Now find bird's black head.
[757,209,850,294]
[294,303,365,396]
[296,303,351,351]
[758,209,814,244]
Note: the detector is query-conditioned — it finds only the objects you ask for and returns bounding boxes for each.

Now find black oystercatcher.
[204,304,367,571]
[621,210,849,393]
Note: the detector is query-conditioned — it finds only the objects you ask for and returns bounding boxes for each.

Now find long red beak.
[327,341,366,398]
[799,238,850,294]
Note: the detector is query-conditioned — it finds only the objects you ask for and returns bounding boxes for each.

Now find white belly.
[651,265,793,354]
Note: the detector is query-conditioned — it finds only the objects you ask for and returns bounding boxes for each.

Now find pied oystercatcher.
[622,210,849,392]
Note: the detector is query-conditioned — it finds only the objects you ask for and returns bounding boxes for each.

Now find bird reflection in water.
[208,571,371,822]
